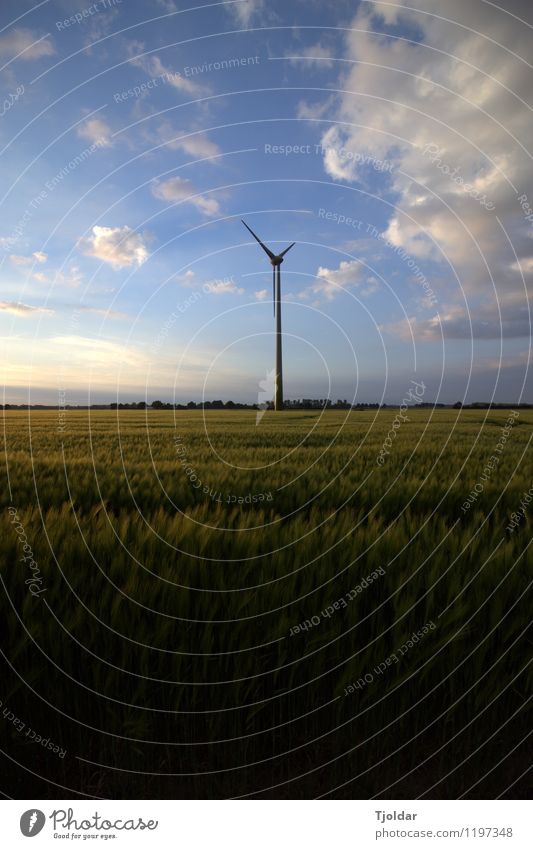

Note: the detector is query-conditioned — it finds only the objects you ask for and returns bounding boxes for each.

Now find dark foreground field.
[0,409,531,798]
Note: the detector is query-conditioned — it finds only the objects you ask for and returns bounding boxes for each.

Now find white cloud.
[175,270,197,287]
[79,226,150,269]
[304,0,533,322]
[3,334,254,398]
[362,275,380,296]
[9,252,48,266]
[151,177,220,217]
[31,264,83,288]
[155,0,177,10]
[127,42,206,95]
[255,289,268,300]
[1,335,148,392]
[229,0,265,27]
[382,297,533,341]
[0,301,53,316]
[309,259,365,301]
[287,43,334,69]
[511,257,533,275]
[77,117,113,147]
[154,122,220,159]
[370,0,405,25]
[0,29,54,61]
[174,271,243,294]
[50,335,144,366]
[79,307,129,320]
[56,265,84,288]
[203,279,244,295]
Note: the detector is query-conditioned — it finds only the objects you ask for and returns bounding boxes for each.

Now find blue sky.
[1,0,532,404]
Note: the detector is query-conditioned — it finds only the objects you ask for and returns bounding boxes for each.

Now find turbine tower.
[242,219,295,411]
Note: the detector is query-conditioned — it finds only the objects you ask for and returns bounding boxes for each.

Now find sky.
[0,0,532,404]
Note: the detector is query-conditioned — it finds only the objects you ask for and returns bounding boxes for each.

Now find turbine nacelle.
[241,219,295,265]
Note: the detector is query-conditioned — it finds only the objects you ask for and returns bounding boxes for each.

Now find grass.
[0,408,531,798]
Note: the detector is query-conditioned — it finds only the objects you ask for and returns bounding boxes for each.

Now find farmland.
[1,408,531,798]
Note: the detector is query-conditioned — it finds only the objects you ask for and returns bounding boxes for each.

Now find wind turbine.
[241,219,295,411]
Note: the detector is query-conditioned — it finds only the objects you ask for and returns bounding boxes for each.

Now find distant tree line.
[2,400,532,411]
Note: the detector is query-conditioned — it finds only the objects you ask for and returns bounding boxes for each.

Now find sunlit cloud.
[203,279,244,295]
[0,29,54,61]
[9,252,48,266]
[303,259,365,302]
[154,122,220,159]
[151,177,220,216]
[0,301,53,316]
[127,41,206,95]
[175,270,197,286]
[77,117,113,148]
[228,0,265,28]
[79,226,150,269]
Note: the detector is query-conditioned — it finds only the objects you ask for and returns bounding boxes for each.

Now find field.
[1,408,531,799]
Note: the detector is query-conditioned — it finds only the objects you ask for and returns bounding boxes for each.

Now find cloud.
[127,42,206,95]
[229,0,265,27]
[362,275,380,296]
[203,279,244,295]
[255,289,268,300]
[154,122,220,159]
[0,301,53,316]
[296,96,335,121]
[77,117,113,147]
[47,336,146,374]
[511,257,533,275]
[151,177,220,216]
[303,0,533,319]
[30,264,83,288]
[382,297,533,341]
[175,270,197,287]
[50,335,142,363]
[79,226,150,269]
[367,0,406,25]
[174,271,243,294]
[155,0,177,11]
[79,307,129,320]
[287,43,334,69]
[307,259,365,301]
[9,251,48,266]
[55,265,84,288]
[0,29,54,61]
[1,334,149,393]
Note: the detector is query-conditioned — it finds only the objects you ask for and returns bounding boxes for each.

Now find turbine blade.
[241,219,276,260]
[279,242,295,258]
[273,267,276,317]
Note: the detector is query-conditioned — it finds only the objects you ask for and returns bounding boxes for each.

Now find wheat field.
[1,408,531,798]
